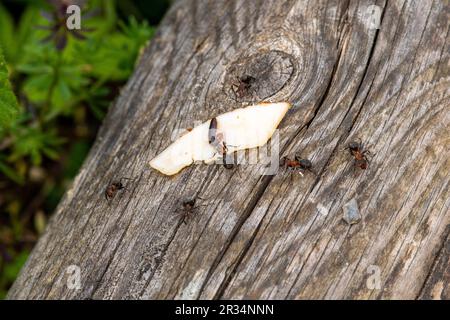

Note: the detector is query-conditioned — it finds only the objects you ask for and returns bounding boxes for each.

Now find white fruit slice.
[150,102,291,175]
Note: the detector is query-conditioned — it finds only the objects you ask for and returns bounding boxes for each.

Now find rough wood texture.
[8,0,449,299]
[419,229,449,299]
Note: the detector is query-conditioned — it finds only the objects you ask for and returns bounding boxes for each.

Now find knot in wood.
[225,50,295,103]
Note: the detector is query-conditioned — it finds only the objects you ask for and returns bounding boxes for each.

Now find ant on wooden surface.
[209,117,239,171]
[280,154,315,178]
[105,177,133,200]
[346,138,373,170]
[175,196,213,225]
[231,75,256,99]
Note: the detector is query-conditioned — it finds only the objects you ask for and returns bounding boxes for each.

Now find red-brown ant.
[232,75,256,99]
[105,177,132,200]
[346,138,373,170]
[175,197,211,225]
[280,155,315,176]
[209,117,238,171]
[219,142,235,169]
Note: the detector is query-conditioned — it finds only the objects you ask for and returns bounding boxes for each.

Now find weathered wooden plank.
[7,0,449,300]
[419,228,449,300]
[206,0,450,300]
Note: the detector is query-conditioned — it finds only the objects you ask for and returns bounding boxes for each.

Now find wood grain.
[7,0,449,299]
[419,228,449,299]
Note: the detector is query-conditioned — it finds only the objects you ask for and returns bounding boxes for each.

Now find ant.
[346,138,373,170]
[219,142,235,169]
[232,75,256,99]
[105,177,133,200]
[208,117,220,145]
[175,197,211,225]
[209,118,238,171]
[280,155,315,177]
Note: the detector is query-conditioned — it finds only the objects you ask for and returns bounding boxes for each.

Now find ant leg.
[225,144,241,150]
[119,177,133,184]
[351,160,358,173]
[363,150,374,157]
[175,206,183,212]
[197,188,223,202]
[363,150,375,163]
[119,177,134,191]
[175,210,189,225]
[211,150,221,160]
[250,82,261,100]
[231,82,240,100]
[196,195,210,201]
[105,179,113,198]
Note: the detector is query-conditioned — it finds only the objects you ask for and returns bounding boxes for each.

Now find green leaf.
[0,4,44,67]
[16,63,53,75]
[0,158,24,185]
[0,3,15,62]
[22,73,53,103]
[0,48,20,132]
[51,79,72,111]
[16,7,42,63]
[3,250,29,282]
[9,127,64,166]
[42,146,60,160]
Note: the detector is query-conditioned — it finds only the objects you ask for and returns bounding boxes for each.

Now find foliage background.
[0,0,169,298]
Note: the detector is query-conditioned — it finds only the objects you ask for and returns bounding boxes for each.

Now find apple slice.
[150,102,291,175]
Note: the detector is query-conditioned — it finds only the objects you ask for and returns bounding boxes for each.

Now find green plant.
[0,250,29,299]
[0,0,162,299]
[0,47,19,133]
[0,0,155,180]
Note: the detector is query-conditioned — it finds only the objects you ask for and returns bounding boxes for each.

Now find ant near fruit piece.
[232,74,257,100]
[280,154,315,177]
[175,196,214,225]
[220,143,242,177]
[105,177,133,201]
[208,118,241,173]
[345,138,373,170]
[208,117,219,145]
[220,142,235,169]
